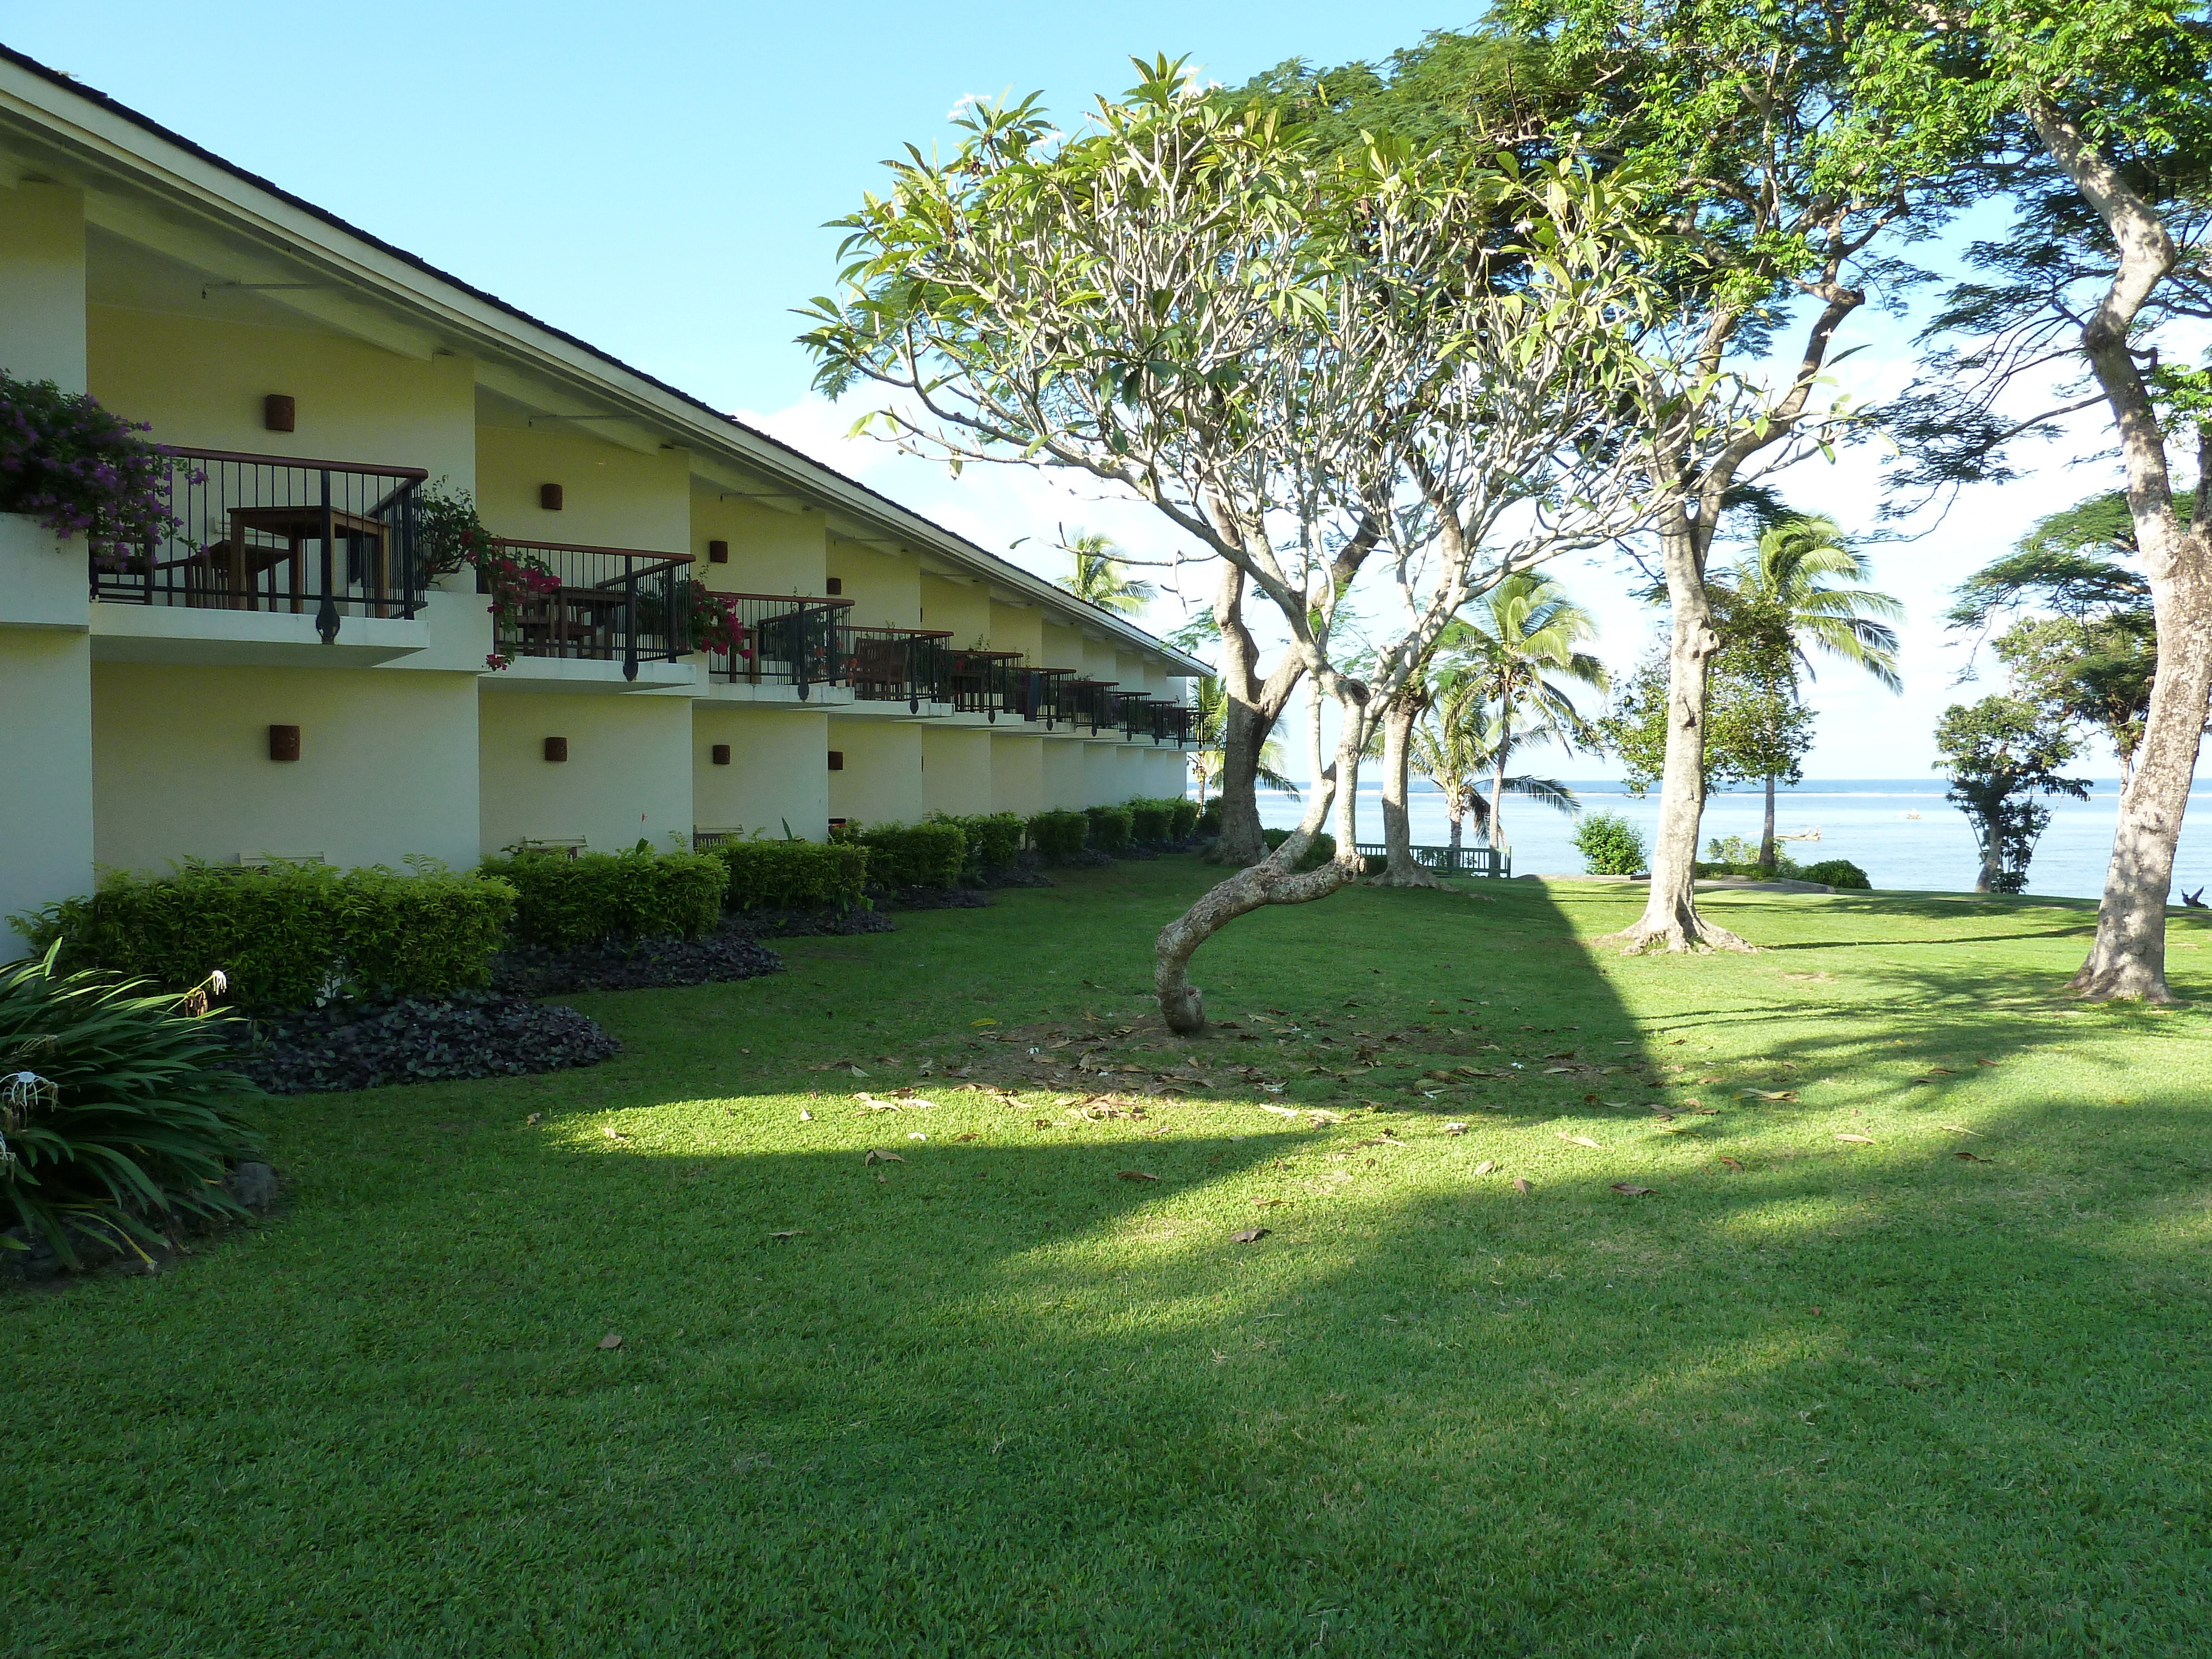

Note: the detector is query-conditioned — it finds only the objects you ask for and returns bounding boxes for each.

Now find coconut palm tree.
[1451,573,1608,849]
[1715,514,1903,867]
[1408,677,1579,863]
[1190,675,1297,804]
[1055,529,1157,617]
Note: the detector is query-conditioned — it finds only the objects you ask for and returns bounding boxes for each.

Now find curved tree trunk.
[2070,540,2212,999]
[1373,695,1443,887]
[1157,703,1366,1034]
[1604,520,1750,953]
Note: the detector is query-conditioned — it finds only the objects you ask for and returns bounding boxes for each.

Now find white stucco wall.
[826,717,925,826]
[921,726,993,818]
[1043,738,1087,812]
[990,600,1045,661]
[88,307,476,487]
[476,422,688,552]
[989,733,1045,818]
[1143,746,1192,799]
[0,181,86,390]
[693,706,830,839]
[1,523,93,954]
[826,538,921,630]
[91,662,481,875]
[478,687,692,855]
[693,495,826,597]
[920,574,992,648]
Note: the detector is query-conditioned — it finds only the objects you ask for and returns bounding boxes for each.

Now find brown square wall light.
[711,744,731,765]
[539,483,564,511]
[263,394,295,433]
[825,577,842,595]
[544,737,568,763]
[268,724,301,763]
[827,750,844,771]
[708,540,729,564]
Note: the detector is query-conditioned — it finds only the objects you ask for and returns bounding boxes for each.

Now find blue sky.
[11,4,2129,778]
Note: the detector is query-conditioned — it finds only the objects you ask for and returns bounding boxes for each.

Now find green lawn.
[9,860,2212,1656]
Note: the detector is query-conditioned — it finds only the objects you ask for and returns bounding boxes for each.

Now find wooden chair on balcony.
[849,636,911,700]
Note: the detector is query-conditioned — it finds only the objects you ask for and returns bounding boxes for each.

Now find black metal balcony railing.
[484,540,692,679]
[1148,701,1197,747]
[703,593,855,697]
[942,648,1029,718]
[91,448,429,639]
[1062,679,1119,733]
[840,627,954,710]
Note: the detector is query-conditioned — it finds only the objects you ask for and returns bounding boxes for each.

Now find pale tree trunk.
[2025,95,2212,1003]
[1213,562,1305,868]
[1760,775,1777,872]
[1607,280,1861,953]
[1604,516,1749,952]
[1156,694,1369,1035]
[1489,749,1507,853]
[1373,694,1443,887]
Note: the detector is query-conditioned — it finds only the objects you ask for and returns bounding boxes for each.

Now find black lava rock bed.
[489,927,784,996]
[223,994,622,1096]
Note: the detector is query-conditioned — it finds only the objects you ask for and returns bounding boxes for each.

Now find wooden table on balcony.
[514,585,630,660]
[165,504,392,616]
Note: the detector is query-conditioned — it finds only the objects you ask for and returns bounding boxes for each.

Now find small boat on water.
[1775,827,1823,842]
[1901,810,1922,821]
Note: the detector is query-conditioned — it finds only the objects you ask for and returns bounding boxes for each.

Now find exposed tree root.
[1598,916,1755,955]
[1369,863,1448,890]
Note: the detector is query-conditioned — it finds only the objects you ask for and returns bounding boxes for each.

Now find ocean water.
[1248,778,2212,901]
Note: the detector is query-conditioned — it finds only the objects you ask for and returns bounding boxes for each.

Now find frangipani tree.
[804,60,1676,1032]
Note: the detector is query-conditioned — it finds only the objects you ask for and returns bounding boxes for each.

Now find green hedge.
[487,848,726,948]
[840,821,966,889]
[1168,799,1201,838]
[18,860,514,1011]
[1196,797,1222,836]
[717,840,870,911]
[1801,858,1871,890]
[1027,809,1090,860]
[1128,798,1174,843]
[1570,811,1647,877]
[943,812,1024,871]
[1085,804,1134,855]
[1262,827,1338,872]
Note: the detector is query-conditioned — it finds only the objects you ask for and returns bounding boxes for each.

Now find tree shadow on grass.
[11,873,2212,1656]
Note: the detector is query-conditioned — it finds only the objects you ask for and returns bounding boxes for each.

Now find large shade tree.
[803,61,1674,1031]
[1851,0,2212,998]
[1495,0,1981,953]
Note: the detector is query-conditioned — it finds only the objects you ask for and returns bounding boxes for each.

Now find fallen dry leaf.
[1117,1170,1161,1183]
[1558,1133,1602,1149]
[768,1229,806,1240]
[603,1126,627,1141]
[1976,1057,2000,1067]
[1511,1177,1533,1194]
[1610,1182,1657,1196]
[1543,1065,1578,1075]
[862,1149,905,1165]
[1925,1067,1957,1076]
[1259,1104,1302,1117]
[1939,1123,1983,1137]
[525,1112,542,1126]
[1231,1227,1270,1244]
[1835,1133,1876,1145]
[597,1332,623,1350]
[1741,1088,1798,1102]
[1032,1119,1054,1130]
[1253,1198,1287,1207]
[1443,1123,1468,1136]
[1954,1150,1992,1162]
[1472,1159,1498,1175]
[1719,1156,1743,1171]
[798,1109,813,1122]
[953,1132,979,1142]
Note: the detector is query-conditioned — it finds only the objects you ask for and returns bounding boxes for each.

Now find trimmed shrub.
[1027,808,1090,861]
[19,862,515,1011]
[489,848,726,949]
[1168,799,1201,839]
[1261,827,1337,872]
[842,821,966,889]
[1,950,262,1265]
[1086,804,1135,855]
[1195,797,1222,837]
[1128,798,1174,843]
[945,812,1024,872]
[1801,858,1871,890]
[1571,811,1648,877]
[717,839,870,911]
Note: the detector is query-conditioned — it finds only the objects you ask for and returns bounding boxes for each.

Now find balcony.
[703,592,855,698]
[93,447,429,634]
[484,540,692,682]
[1062,679,1119,733]
[840,626,954,711]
